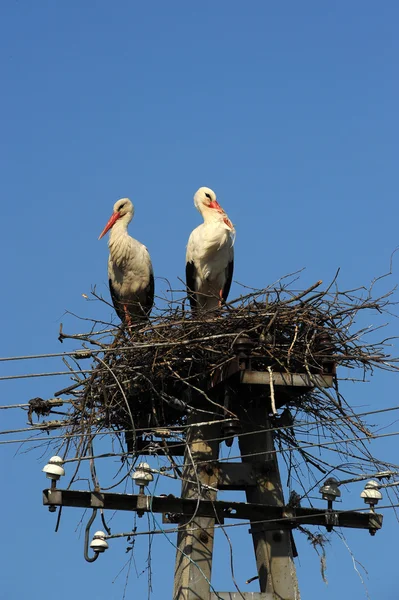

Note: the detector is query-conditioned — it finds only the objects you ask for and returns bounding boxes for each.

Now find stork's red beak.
[209,200,234,230]
[98,212,121,240]
[209,200,222,210]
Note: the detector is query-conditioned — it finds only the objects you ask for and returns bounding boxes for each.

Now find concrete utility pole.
[173,410,220,600]
[238,400,298,599]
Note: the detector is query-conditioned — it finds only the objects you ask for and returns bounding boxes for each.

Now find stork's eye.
[205,193,211,200]
[118,203,126,211]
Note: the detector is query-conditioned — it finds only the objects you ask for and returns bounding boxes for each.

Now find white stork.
[186,187,235,312]
[98,198,154,325]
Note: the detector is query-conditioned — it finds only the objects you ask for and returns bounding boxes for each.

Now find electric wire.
[0,369,94,381]
[0,349,122,362]
[187,429,399,467]
[2,425,399,461]
[0,342,190,362]
[0,400,73,410]
[104,502,399,540]
[1,403,399,436]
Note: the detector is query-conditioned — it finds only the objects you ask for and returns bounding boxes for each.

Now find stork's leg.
[123,305,133,329]
[218,289,223,307]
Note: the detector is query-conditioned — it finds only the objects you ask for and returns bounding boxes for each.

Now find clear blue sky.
[0,1,398,598]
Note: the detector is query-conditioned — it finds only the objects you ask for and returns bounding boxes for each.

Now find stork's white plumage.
[99,198,154,324]
[186,187,235,312]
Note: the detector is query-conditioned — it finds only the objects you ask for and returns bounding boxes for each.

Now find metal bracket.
[136,494,151,517]
[325,510,340,532]
[249,517,295,533]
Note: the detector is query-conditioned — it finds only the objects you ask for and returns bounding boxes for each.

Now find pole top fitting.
[233,335,255,357]
[319,477,341,502]
[90,531,109,553]
[132,462,154,489]
[43,455,65,481]
[361,480,383,506]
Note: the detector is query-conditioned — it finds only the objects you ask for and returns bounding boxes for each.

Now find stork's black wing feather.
[222,259,234,303]
[109,273,154,323]
[185,261,198,311]
[109,278,125,322]
[144,270,155,315]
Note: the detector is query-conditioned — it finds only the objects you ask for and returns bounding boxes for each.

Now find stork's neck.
[108,216,133,263]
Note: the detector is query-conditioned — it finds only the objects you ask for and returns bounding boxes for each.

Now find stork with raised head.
[98,198,154,325]
[186,187,235,312]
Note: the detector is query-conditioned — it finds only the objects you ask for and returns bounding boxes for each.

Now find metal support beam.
[42,488,382,532]
[239,400,299,600]
[173,410,220,600]
[240,372,333,387]
[208,356,333,390]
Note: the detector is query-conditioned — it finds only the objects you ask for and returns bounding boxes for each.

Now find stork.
[186,187,235,312]
[98,198,154,325]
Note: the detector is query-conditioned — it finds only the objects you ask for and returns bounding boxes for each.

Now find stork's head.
[193,187,234,230]
[98,198,134,239]
[194,187,218,212]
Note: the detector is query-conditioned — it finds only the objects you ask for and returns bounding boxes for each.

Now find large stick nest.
[33,274,396,482]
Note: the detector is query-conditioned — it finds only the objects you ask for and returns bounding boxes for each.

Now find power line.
[0,332,244,368]
[102,502,399,540]
[0,423,73,436]
[0,400,73,410]
[196,429,399,467]
[337,471,398,486]
[2,425,399,466]
[1,401,399,437]
[0,363,148,381]
[0,348,128,363]
[1,405,399,444]
[0,370,93,381]
[0,415,387,441]
[0,416,231,437]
